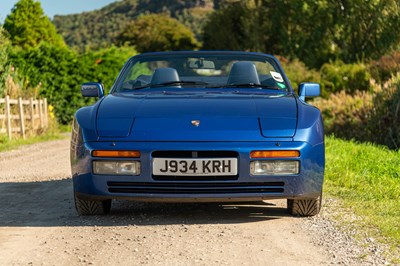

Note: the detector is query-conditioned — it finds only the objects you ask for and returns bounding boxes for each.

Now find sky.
[1,0,117,22]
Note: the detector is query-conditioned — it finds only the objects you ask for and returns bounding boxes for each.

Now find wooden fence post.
[18,97,25,139]
[44,98,48,127]
[39,99,44,128]
[30,97,35,132]
[5,95,11,140]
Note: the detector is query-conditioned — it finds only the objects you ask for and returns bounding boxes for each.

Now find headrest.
[151,67,180,85]
[227,61,260,85]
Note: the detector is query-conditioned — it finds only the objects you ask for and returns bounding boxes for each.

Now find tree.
[203,1,255,51]
[265,0,334,67]
[202,0,400,68]
[3,0,65,48]
[115,14,199,53]
[202,0,334,67]
[201,1,269,52]
[329,0,400,62]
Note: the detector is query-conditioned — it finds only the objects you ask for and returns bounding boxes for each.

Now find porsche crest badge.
[191,120,200,127]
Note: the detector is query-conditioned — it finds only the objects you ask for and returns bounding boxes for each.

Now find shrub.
[314,74,400,150]
[313,89,373,140]
[369,51,400,82]
[368,74,400,149]
[9,43,85,124]
[80,46,137,93]
[9,43,136,124]
[320,61,371,94]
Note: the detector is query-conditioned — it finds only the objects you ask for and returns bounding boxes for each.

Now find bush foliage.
[370,51,400,82]
[9,44,136,124]
[314,75,400,150]
[313,90,373,140]
[80,46,137,91]
[368,75,400,149]
[9,44,87,124]
[320,61,372,94]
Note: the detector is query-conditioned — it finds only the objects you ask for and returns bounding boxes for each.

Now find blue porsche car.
[71,51,324,216]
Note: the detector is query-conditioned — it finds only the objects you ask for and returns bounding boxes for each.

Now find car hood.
[96,94,297,141]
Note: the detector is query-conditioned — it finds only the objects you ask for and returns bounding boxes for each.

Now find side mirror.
[298,82,320,101]
[81,82,104,98]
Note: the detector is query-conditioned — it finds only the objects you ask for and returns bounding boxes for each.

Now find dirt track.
[0,139,388,265]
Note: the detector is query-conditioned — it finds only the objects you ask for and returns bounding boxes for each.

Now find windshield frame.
[110,51,294,95]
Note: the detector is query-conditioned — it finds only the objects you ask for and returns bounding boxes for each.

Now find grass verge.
[325,136,400,261]
[0,127,69,152]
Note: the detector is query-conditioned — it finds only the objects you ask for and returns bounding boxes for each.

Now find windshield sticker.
[270,71,284,82]
[277,82,286,89]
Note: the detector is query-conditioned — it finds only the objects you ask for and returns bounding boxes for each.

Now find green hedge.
[314,74,400,150]
[320,61,371,94]
[9,43,136,124]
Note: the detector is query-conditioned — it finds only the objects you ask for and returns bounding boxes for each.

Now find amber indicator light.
[250,150,300,158]
[92,150,141,158]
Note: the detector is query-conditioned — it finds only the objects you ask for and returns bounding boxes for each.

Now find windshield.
[113,53,290,94]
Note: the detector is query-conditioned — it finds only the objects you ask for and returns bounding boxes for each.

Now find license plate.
[152,158,238,176]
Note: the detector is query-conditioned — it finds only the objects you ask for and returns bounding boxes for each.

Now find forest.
[1,0,400,149]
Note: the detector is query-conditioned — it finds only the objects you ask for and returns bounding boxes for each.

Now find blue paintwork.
[94,94,298,141]
[71,51,324,203]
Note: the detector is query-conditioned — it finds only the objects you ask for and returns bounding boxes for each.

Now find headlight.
[250,160,299,175]
[93,161,141,175]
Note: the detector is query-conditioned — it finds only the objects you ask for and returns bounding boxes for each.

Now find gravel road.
[0,139,389,265]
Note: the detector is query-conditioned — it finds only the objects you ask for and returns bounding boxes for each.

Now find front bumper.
[71,141,324,201]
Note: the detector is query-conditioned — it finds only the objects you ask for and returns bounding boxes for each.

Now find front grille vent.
[107,182,284,194]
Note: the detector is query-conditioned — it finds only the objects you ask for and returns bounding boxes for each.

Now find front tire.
[287,196,322,217]
[74,194,112,215]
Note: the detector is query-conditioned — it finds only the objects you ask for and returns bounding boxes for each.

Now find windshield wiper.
[130,81,209,90]
[225,83,282,90]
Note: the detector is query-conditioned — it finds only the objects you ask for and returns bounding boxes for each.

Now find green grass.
[325,136,400,257]
[0,130,69,152]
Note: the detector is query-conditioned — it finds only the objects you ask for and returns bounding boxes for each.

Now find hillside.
[52,0,217,51]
